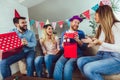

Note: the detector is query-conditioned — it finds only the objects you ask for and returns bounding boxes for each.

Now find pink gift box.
[0,32,23,59]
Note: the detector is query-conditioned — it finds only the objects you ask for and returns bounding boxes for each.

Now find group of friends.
[0,5,120,80]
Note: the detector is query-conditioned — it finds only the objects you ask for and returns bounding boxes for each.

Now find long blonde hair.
[95,5,119,44]
[42,24,56,44]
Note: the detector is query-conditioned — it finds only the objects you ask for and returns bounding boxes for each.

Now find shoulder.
[10,28,17,32]
[77,30,85,35]
[27,29,35,34]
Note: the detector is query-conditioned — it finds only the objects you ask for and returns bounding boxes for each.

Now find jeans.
[0,50,35,79]
[34,54,60,78]
[53,55,78,80]
[77,51,120,80]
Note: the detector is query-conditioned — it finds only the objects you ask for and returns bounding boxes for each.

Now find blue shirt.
[11,28,37,53]
[60,30,87,56]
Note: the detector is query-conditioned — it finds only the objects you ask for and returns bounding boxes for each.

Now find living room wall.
[0,0,30,79]
[0,0,30,34]
[29,0,120,37]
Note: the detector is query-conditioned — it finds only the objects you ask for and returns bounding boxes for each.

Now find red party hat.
[14,9,20,18]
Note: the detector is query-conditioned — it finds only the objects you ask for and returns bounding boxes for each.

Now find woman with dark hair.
[77,5,120,80]
[34,24,60,78]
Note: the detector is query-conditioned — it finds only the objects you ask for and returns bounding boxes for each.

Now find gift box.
[0,32,23,59]
[64,42,77,58]
[64,31,78,38]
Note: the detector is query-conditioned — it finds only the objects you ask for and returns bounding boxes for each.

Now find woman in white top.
[34,24,60,78]
[77,5,120,80]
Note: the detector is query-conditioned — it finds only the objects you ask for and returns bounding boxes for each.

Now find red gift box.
[64,32,78,38]
[0,32,23,59]
[64,42,77,58]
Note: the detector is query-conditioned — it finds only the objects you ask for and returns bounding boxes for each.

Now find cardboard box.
[0,32,23,59]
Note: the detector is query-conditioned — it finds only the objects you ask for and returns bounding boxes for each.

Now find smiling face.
[70,19,80,31]
[46,26,53,36]
[18,19,27,32]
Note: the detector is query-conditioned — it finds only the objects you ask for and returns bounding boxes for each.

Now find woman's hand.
[92,38,102,45]
[81,37,94,47]
[54,49,60,54]
[43,51,47,55]
[81,37,102,47]
[81,37,92,43]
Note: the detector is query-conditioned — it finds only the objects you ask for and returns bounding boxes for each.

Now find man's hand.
[74,34,83,46]
[21,38,28,46]
[74,34,79,42]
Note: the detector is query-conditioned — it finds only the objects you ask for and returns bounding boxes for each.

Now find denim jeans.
[34,53,60,78]
[53,55,78,80]
[77,51,120,80]
[0,50,35,79]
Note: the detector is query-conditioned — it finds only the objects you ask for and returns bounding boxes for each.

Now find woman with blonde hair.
[77,5,120,80]
[34,24,61,78]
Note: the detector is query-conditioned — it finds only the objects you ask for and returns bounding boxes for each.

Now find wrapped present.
[63,31,78,58]
[0,32,23,59]
[64,31,78,38]
[64,42,77,58]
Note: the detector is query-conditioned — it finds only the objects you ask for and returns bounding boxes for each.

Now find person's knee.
[34,56,43,65]
[77,57,87,68]
[44,55,51,63]
[83,63,94,76]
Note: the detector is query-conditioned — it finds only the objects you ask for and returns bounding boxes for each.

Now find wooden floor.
[5,69,86,80]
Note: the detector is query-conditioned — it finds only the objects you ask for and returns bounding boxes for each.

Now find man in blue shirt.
[53,15,86,80]
[0,17,37,79]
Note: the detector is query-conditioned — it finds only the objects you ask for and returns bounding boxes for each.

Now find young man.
[53,15,87,80]
[0,17,37,79]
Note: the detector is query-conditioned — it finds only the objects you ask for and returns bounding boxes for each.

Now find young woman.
[77,5,120,80]
[34,24,60,78]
